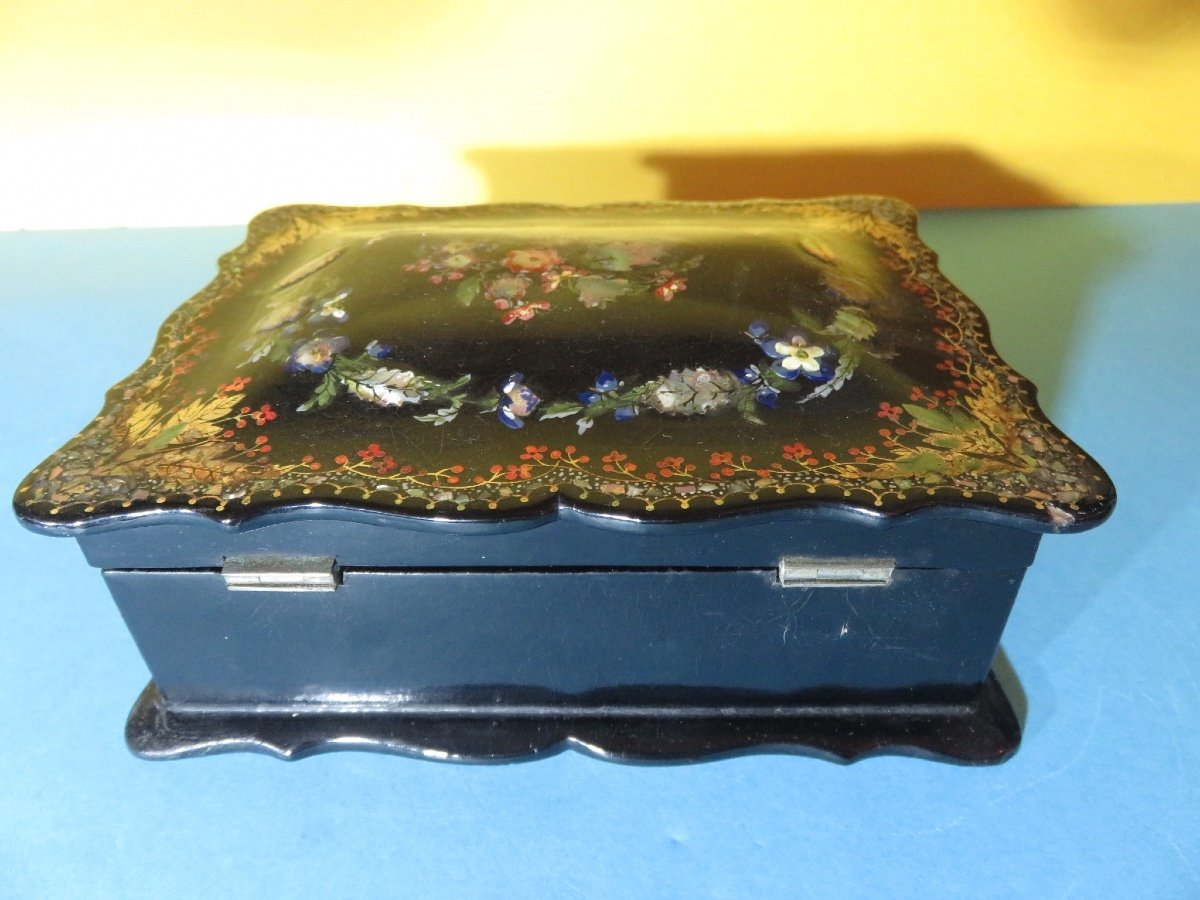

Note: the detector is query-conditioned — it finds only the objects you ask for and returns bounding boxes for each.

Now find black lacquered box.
[14,198,1114,764]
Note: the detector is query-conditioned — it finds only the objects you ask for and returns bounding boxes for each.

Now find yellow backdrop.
[2,0,1198,228]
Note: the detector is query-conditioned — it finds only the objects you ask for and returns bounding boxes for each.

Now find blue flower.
[365,339,395,359]
[756,325,836,383]
[497,373,541,429]
[735,364,760,384]
[578,371,619,407]
[614,405,638,421]
[595,370,619,392]
[756,386,779,408]
[735,363,782,408]
[747,320,770,339]
[286,336,351,374]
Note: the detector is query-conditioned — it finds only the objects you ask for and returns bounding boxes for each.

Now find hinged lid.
[15,197,1114,536]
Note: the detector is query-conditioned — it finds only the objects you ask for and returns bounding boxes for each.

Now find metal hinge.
[221,555,340,592]
[778,556,895,588]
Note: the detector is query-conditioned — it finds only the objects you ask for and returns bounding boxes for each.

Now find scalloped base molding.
[125,676,1020,765]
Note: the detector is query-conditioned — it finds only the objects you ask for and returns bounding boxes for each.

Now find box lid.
[14,198,1114,536]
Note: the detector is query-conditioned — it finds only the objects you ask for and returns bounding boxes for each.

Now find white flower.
[349,368,426,407]
[772,336,826,374]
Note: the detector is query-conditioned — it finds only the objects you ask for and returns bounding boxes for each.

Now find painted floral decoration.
[286,336,350,374]
[404,240,702,324]
[497,374,541,429]
[752,321,838,382]
[14,199,1113,530]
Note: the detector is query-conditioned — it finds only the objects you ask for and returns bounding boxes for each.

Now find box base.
[125,674,1020,765]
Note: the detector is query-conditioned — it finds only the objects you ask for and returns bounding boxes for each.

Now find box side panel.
[105,568,1023,709]
[81,513,1042,571]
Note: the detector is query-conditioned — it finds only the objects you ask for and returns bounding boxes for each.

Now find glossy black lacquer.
[16,198,1114,534]
[126,676,1020,765]
[13,198,1114,765]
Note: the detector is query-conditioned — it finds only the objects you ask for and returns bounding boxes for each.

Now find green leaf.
[575,275,631,308]
[761,368,794,392]
[146,421,187,450]
[902,403,959,434]
[801,350,858,404]
[413,407,459,425]
[828,307,876,341]
[893,451,947,475]
[947,406,983,432]
[539,401,585,420]
[455,275,481,306]
[928,434,964,449]
[297,371,342,412]
[736,394,765,425]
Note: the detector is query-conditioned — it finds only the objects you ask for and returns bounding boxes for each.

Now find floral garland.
[277,309,873,431]
[251,236,878,428]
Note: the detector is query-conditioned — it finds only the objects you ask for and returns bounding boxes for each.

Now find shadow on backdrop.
[1056,0,1200,44]
[645,146,1068,208]
[467,143,1068,209]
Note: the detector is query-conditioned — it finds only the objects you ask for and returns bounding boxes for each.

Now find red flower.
[500,300,552,325]
[219,376,252,393]
[656,455,687,476]
[709,451,734,466]
[251,403,277,426]
[653,273,688,302]
[877,402,902,422]
[781,443,810,461]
